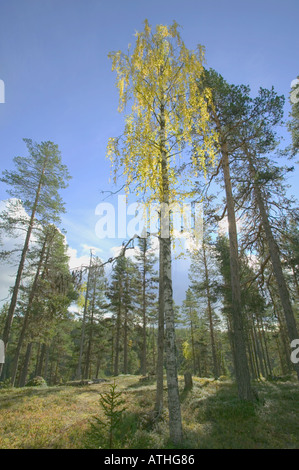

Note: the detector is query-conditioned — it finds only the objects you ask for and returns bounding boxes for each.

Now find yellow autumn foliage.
[107,19,218,207]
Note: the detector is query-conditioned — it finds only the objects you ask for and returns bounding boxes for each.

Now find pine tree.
[134,237,158,376]
[14,224,76,386]
[197,70,255,400]
[107,255,138,376]
[0,139,71,377]
[84,257,107,379]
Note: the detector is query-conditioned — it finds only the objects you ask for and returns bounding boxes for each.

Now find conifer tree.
[134,237,158,376]
[197,70,255,400]
[0,139,71,377]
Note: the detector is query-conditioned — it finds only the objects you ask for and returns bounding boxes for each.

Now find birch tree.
[106,20,216,444]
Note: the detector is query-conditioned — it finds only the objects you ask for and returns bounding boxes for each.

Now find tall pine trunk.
[247,151,299,380]
[202,240,219,378]
[220,139,255,400]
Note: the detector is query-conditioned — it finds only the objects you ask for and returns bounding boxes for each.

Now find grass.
[0,375,298,449]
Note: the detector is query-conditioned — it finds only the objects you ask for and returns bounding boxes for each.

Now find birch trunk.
[159,97,183,444]
[155,245,164,413]
[141,257,147,376]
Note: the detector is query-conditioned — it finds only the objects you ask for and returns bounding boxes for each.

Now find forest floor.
[0,375,298,449]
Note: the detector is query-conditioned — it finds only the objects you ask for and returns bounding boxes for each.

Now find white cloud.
[0,199,31,307]
[80,243,103,255]
[67,246,91,270]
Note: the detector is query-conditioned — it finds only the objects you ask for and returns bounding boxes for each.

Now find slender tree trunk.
[0,157,49,378]
[202,240,219,378]
[124,267,131,375]
[252,321,265,377]
[123,310,128,374]
[34,343,41,376]
[36,343,46,377]
[76,252,93,380]
[247,152,299,380]
[247,333,257,379]
[276,308,293,373]
[290,264,299,298]
[95,352,101,378]
[259,318,273,377]
[113,283,122,376]
[10,235,48,386]
[190,319,196,375]
[256,320,269,377]
[220,139,255,400]
[43,345,49,382]
[84,271,97,379]
[18,342,33,387]
[151,323,156,373]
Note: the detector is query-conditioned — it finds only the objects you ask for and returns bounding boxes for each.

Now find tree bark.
[190,319,196,376]
[18,342,33,387]
[247,152,299,380]
[113,281,122,376]
[141,250,147,376]
[0,155,49,378]
[36,343,46,377]
[76,252,93,380]
[202,240,219,378]
[159,97,183,444]
[84,269,97,379]
[220,139,255,400]
[123,268,130,375]
[10,234,48,386]
[155,237,164,414]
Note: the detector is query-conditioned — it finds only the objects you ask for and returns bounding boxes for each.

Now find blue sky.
[0,0,298,304]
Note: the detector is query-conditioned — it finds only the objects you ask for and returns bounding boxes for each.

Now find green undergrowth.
[0,375,298,449]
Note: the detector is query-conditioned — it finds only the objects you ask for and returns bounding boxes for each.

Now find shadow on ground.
[180,380,299,449]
